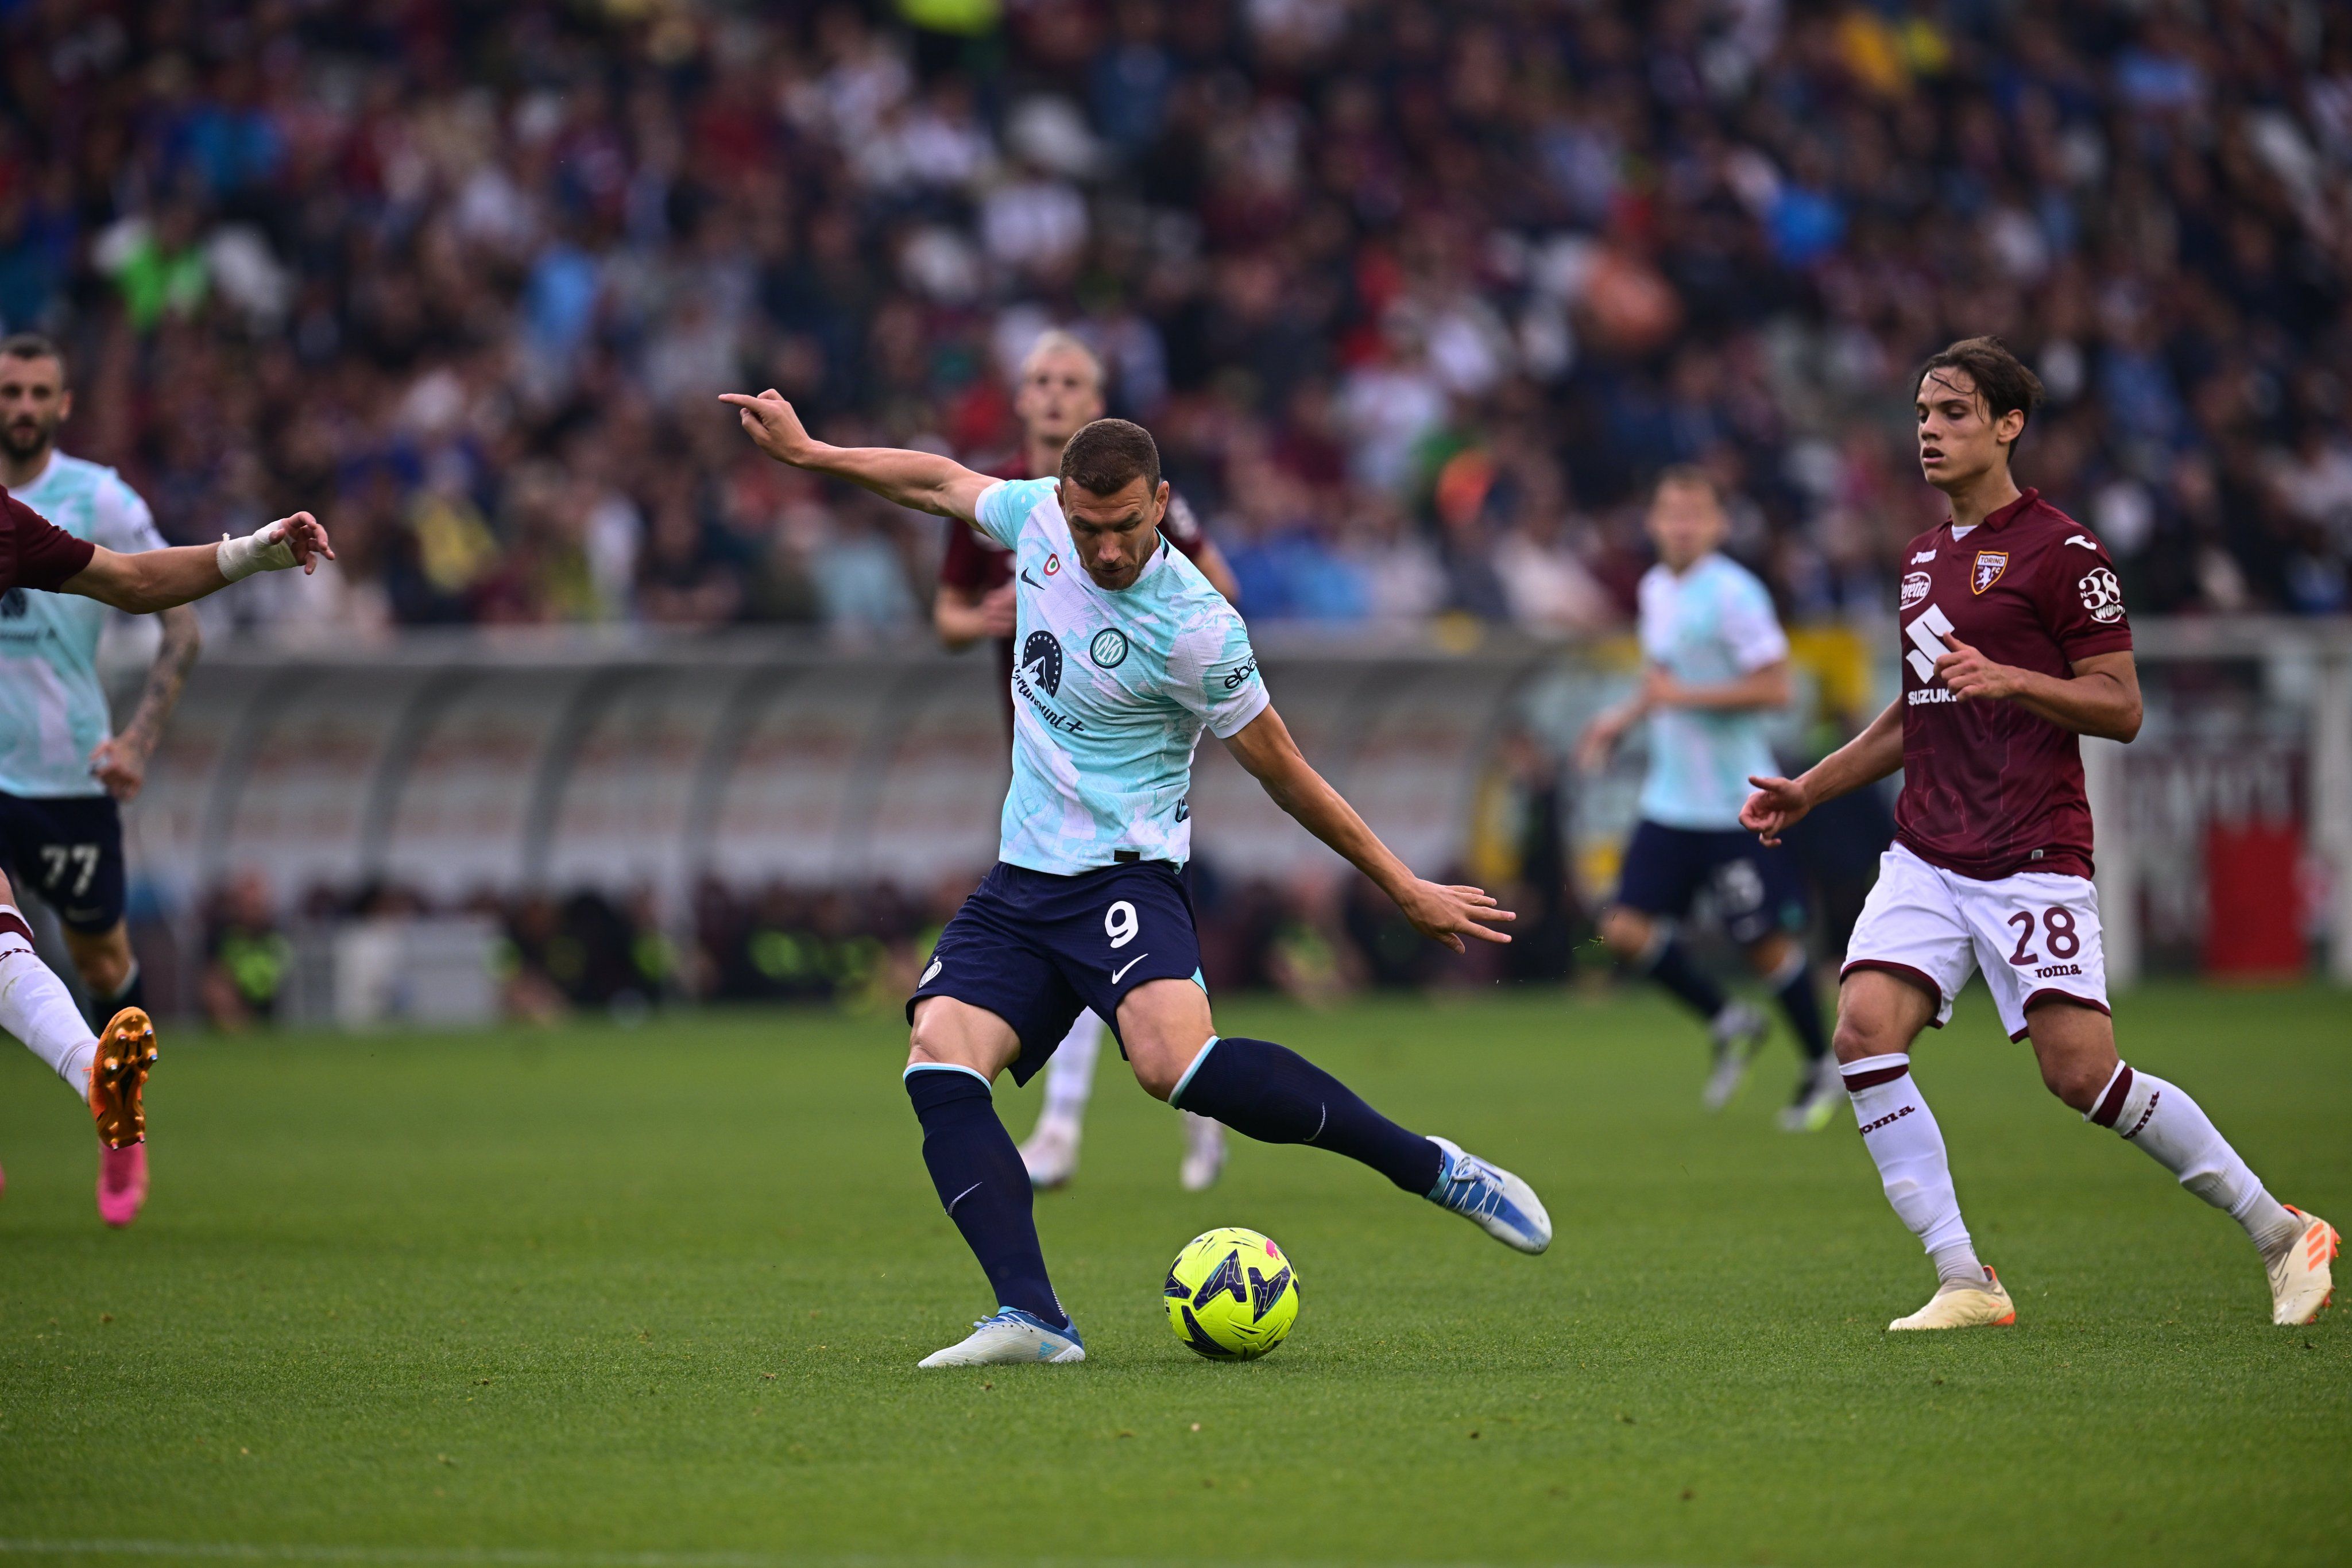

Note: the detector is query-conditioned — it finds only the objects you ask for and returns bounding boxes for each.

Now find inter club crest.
[1972,551,2009,594]
[1088,627,1129,668]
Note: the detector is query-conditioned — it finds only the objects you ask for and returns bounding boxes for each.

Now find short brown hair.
[0,332,65,386]
[1059,417,1160,497]
[1915,336,2042,443]
[1650,463,1718,502]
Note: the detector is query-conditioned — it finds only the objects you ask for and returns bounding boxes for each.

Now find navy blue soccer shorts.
[0,792,127,934]
[1614,819,1805,947]
[907,860,1206,1086]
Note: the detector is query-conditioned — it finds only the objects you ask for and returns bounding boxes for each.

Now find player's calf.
[2080,1055,2317,1318]
[1158,1028,1550,1253]
[0,901,103,1098]
[63,923,144,1033]
[903,998,1073,1349]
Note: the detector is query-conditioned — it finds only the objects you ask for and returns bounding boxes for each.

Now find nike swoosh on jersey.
[1110,953,1150,984]
[1021,569,1042,587]
[2064,535,2098,551]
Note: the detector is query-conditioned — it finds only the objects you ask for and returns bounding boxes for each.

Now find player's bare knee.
[1745,931,1798,979]
[2024,1020,2117,1113]
[1597,907,1651,958]
[1829,1014,1885,1064]
[67,928,132,996]
[1829,1000,1910,1063]
[1128,1045,1192,1103]
[905,998,997,1076]
[2034,1055,2103,1112]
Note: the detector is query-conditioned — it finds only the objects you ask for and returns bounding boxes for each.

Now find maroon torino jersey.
[0,487,96,593]
[939,454,1213,736]
[1891,488,2133,882]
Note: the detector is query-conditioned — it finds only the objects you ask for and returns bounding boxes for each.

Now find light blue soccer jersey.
[0,454,166,798]
[1635,553,1789,830]
[973,477,1269,873]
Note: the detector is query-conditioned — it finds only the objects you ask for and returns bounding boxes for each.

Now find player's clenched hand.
[1740,773,1809,847]
[1395,880,1515,953]
[1574,704,1634,775]
[88,735,147,802]
[720,389,822,467]
[1934,637,2026,701]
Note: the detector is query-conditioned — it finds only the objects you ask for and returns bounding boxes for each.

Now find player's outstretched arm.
[1223,706,1514,953]
[62,513,334,614]
[1646,657,1792,713]
[1740,696,1905,846]
[722,389,995,525]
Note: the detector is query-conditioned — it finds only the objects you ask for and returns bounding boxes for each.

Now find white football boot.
[1777,1056,1844,1133]
[1179,1112,1226,1192]
[1889,1266,2017,1331]
[1019,1118,1080,1190]
[2269,1207,2338,1326]
[917,1308,1085,1368]
[1426,1136,1551,1253]
[1701,1002,1770,1112]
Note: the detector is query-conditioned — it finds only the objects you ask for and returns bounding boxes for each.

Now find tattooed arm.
[88,603,201,803]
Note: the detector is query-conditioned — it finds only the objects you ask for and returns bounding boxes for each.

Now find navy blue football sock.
[1635,935,1727,1023]
[86,961,144,1032]
[1171,1036,1443,1195]
[1771,959,1829,1063]
[904,1066,1066,1329]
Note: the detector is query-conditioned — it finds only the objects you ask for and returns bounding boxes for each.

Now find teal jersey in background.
[972,477,1268,874]
[1635,553,1789,830]
[0,453,166,799]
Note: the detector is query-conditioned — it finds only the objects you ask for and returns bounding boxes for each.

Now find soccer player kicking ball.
[0,481,332,1224]
[934,330,1239,1194]
[1577,467,1838,1130]
[1741,337,2335,1330]
[725,389,1550,1366]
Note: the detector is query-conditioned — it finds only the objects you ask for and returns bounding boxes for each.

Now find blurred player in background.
[1578,469,1838,1130]
[1743,338,2335,1330]
[729,389,1547,1367]
[0,336,198,1033]
[935,330,1240,1195]
[0,423,331,1225]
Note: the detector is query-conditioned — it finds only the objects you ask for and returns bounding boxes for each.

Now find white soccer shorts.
[1842,842,2109,1041]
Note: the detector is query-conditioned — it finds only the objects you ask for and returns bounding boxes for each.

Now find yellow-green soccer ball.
[1165,1228,1299,1360]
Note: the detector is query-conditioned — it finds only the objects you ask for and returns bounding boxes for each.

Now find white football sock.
[1842,1052,1983,1288]
[0,907,99,1098]
[1040,1011,1104,1126]
[2088,1062,2302,1263]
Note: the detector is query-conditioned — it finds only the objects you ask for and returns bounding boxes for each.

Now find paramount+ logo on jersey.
[1020,630,1063,696]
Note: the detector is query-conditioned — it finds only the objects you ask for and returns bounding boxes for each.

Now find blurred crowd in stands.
[189,856,1584,1027]
[7,0,2352,640]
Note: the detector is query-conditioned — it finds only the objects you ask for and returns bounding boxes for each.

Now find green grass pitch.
[1,984,2346,1567]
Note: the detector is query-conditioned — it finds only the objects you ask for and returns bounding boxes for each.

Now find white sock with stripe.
[2086,1062,2301,1264]
[1842,1052,1984,1290]
[0,906,99,1097]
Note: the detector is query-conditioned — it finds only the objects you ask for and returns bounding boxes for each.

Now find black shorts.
[907,860,1206,1086]
[1615,819,1805,947]
[0,792,127,934]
